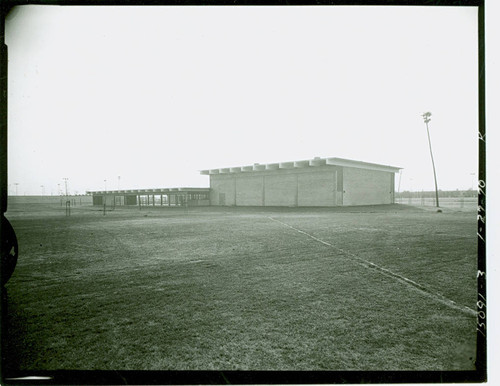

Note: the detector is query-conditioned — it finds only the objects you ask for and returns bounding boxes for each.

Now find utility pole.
[14,183,19,196]
[422,112,440,209]
[40,185,45,196]
[118,175,120,190]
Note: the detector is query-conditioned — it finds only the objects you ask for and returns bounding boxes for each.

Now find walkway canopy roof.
[86,187,210,195]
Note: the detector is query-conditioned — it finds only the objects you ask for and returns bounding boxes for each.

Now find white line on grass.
[267,217,477,317]
[187,259,205,264]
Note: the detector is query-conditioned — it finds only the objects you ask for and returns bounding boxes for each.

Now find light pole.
[14,183,19,196]
[409,178,413,204]
[470,173,476,191]
[63,178,69,196]
[103,179,107,216]
[422,112,440,208]
[41,185,45,196]
[118,175,120,190]
[397,170,403,204]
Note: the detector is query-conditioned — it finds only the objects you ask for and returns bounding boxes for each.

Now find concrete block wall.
[209,165,395,207]
[297,170,337,206]
[235,175,264,206]
[264,173,297,206]
[342,167,393,206]
[210,175,236,206]
[210,166,344,207]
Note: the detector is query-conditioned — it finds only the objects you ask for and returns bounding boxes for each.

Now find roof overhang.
[200,157,402,175]
[326,157,401,173]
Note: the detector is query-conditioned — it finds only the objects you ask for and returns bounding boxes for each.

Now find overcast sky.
[5,5,479,195]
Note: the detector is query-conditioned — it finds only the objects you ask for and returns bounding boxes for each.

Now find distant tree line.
[395,189,477,199]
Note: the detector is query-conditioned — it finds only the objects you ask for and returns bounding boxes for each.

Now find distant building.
[87,157,401,207]
[200,157,401,207]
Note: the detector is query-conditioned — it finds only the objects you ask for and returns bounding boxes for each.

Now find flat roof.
[200,157,402,175]
[86,187,210,195]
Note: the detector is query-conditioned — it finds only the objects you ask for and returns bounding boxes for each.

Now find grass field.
[397,196,477,211]
[3,202,478,371]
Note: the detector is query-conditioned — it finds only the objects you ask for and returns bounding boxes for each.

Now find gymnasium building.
[88,157,401,207]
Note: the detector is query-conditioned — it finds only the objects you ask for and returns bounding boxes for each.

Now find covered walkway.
[87,188,210,208]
